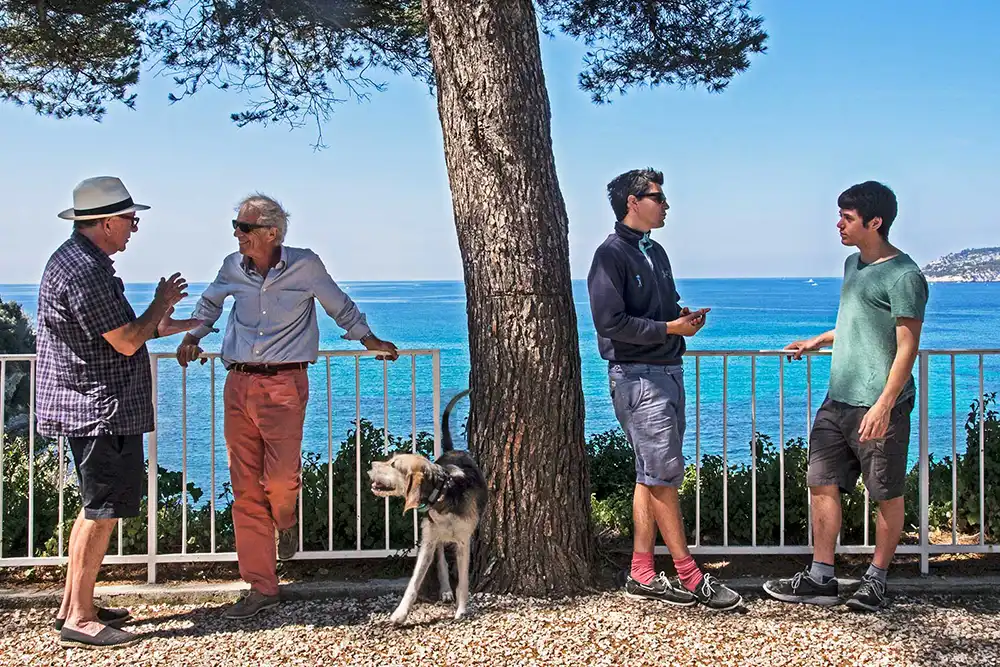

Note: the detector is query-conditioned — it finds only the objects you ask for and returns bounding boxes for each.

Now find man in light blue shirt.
[175,194,397,619]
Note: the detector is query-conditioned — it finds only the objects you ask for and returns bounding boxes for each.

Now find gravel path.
[2,592,999,666]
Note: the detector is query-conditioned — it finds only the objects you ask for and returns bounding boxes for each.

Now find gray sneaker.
[223,590,280,620]
[277,527,298,561]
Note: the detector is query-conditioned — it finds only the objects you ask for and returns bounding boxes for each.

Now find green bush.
[2,419,434,558]
[0,296,35,421]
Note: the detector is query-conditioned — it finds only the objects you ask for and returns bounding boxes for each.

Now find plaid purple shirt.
[35,233,153,437]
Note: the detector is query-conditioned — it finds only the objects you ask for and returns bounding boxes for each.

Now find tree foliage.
[1,0,767,137]
[0,0,161,119]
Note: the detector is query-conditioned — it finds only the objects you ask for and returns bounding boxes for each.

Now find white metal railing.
[1,348,997,579]
[0,350,442,582]
[675,349,1000,575]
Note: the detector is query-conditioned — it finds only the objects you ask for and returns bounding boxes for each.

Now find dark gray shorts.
[807,396,914,501]
[68,434,144,520]
[609,363,686,487]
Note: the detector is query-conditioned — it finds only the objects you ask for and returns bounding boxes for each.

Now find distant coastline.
[923,247,1000,283]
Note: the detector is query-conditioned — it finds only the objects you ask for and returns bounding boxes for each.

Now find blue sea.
[2,279,998,496]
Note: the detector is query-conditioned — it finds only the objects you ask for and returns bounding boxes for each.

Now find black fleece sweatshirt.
[587,222,685,365]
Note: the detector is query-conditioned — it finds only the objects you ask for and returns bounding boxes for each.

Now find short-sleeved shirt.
[828,252,929,408]
[35,233,154,437]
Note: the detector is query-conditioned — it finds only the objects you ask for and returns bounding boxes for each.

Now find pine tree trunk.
[422,0,597,595]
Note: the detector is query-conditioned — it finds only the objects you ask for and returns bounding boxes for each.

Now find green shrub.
[2,419,434,558]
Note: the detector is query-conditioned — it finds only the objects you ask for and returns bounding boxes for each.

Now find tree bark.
[422,0,597,595]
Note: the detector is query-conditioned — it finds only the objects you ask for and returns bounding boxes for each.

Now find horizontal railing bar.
[144,350,439,360]
[657,545,933,556]
[0,549,419,568]
[15,543,999,567]
[4,348,997,363]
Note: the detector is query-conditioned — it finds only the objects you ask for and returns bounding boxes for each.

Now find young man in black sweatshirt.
[588,168,741,611]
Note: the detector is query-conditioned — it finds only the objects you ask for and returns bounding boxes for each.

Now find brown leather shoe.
[223,590,281,620]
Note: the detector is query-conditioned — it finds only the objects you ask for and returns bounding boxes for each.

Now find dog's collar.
[417,477,451,514]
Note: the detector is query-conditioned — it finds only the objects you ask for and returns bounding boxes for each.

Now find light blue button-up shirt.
[190,246,372,364]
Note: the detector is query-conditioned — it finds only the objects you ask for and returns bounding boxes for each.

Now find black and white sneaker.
[845,574,887,612]
[624,572,698,606]
[690,573,743,611]
[763,569,840,606]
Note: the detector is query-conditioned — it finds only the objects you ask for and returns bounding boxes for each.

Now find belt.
[228,362,310,375]
[609,359,682,368]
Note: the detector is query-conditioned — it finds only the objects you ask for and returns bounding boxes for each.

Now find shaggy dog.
[368,390,486,623]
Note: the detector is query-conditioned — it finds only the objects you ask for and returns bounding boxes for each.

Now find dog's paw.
[454,608,468,621]
[441,590,455,603]
[389,608,409,625]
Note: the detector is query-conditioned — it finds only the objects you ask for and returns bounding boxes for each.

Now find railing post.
[0,359,6,560]
[919,351,930,575]
[147,357,158,584]
[432,351,442,459]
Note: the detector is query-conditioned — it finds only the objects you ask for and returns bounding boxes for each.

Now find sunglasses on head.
[636,191,667,204]
[232,220,272,233]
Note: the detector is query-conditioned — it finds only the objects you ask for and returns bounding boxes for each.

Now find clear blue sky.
[1,0,997,284]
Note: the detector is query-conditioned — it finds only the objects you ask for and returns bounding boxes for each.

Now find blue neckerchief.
[639,232,652,253]
[639,232,654,268]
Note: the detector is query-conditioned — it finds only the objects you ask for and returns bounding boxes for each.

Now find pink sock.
[630,552,656,585]
[674,555,704,592]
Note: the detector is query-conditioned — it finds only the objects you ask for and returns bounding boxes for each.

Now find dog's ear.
[404,469,424,513]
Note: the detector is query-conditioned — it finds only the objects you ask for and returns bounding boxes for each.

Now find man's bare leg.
[632,483,657,554]
[647,485,690,558]
[57,511,85,622]
[872,496,905,570]
[811,485,842,567]
[63,517,117,635]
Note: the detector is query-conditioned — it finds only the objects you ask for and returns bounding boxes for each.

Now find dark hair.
[607,168,664,221]
[837,181,897,239]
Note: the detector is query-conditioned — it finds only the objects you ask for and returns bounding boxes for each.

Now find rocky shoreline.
[922,247,1000,283]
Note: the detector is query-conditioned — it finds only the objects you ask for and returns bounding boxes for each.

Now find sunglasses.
[232,220,273,233]
[110,215,139,230]
[636,191,668,204]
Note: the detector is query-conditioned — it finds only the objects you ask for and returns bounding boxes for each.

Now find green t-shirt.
[828,252,929,407]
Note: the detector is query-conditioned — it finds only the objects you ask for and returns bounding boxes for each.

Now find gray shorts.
[807,395,914,501]
[609,363,686,487]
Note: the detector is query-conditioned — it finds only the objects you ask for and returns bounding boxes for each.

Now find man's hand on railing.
[783,340,815,361]
[176,333,206,367]
[785,330,836,360]
[362,334,400,361]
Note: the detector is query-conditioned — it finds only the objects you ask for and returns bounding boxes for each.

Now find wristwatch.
[360,332,374,343]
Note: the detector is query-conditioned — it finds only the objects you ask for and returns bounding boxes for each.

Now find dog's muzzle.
[370,481,395,494]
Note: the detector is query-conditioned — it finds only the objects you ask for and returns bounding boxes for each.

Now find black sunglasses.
[636,191,668,204]
[232,220,273,233]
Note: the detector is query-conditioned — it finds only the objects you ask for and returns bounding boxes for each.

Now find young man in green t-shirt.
[763,181,929,612]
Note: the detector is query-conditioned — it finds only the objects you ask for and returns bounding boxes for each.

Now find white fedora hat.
[57,176,151,221]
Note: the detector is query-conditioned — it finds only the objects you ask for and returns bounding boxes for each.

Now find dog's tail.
[441,389,470,452]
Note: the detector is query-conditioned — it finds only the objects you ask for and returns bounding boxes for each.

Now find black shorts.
[68,434,144,520]
[806,395,914,501]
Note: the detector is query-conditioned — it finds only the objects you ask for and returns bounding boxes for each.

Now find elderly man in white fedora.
[36,176,198,649]
[174,193,398,620]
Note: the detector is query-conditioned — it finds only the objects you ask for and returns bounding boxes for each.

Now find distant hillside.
[922,247,1000,283]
